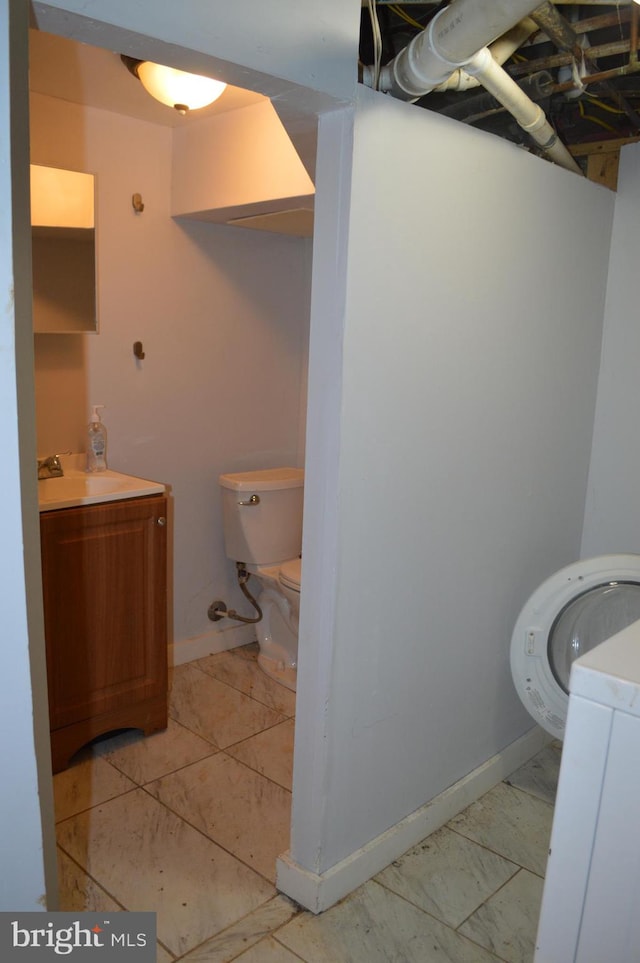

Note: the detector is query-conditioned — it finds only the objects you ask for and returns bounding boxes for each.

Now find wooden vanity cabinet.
[40,494,168,772]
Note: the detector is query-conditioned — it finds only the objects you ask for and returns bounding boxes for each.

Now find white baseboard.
[276,725,550,914]
[169,623,257,666]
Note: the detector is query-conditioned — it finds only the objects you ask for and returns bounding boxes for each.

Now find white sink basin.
[38,460,165,512]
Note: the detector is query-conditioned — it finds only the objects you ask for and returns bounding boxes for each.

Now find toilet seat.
[510,554,640,740]
[279,557,301,592]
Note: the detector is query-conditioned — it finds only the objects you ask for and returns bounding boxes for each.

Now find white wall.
[32,0,358,104]
[171,99,314,220]
[581,143,640,558]
[0,0,57,910]
[290,87,615,883]
[31,92,311,653]
[4,0,353,916]
[30,0,360,181]
[11,0,626,916]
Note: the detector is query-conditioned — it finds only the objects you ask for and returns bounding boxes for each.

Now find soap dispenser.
[86,405,108,472]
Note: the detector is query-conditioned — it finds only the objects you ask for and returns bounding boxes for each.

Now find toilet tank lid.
[219,467,304,492]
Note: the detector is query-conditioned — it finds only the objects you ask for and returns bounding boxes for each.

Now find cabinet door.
[40,495,167,732]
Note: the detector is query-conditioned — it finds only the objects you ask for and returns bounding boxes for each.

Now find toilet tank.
[219,467,304,565]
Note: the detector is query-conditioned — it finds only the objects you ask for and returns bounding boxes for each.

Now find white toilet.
[219,467,303,691]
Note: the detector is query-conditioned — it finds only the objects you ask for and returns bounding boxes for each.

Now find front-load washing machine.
[510,554,640,740]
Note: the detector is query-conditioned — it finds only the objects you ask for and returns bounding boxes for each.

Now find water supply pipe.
[208,562,263,625]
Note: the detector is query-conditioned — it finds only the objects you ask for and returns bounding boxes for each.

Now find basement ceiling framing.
[359,1,640,186]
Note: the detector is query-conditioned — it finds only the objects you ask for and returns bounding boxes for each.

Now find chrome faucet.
[37,454,65,479]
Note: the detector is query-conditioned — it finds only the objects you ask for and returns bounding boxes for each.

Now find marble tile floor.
[54,644,561,963]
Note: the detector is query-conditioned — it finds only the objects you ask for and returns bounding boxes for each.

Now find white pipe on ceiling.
[375,0,543,100]
[362,0,581,174]
[464,46,581,172]
[434,18,538,93]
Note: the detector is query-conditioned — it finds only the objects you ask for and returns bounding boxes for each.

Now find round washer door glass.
[548,581,640,693]
[510,555,640,740]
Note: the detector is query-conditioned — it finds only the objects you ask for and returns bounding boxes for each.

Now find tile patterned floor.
[55,643,561,962]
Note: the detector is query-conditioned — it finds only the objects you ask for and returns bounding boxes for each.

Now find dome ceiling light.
[121,56,227,114]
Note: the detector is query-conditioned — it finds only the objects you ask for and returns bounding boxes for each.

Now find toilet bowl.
[219,467,304,692]
[252,557,301,691]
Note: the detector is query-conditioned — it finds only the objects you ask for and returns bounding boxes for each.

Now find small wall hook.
[133,341,145,360]
[132,193,144,213]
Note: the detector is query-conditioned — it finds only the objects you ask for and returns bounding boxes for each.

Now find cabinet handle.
[157,517,166,526]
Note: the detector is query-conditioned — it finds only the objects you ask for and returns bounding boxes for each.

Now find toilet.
[510,554,640,739]
[219,467,303,691]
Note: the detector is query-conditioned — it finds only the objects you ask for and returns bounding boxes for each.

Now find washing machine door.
[510,554,640,740]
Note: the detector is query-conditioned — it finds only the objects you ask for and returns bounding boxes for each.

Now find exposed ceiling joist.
[360,2,640,183]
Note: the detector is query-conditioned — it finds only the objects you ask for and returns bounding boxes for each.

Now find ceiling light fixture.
[121,56,227,114]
